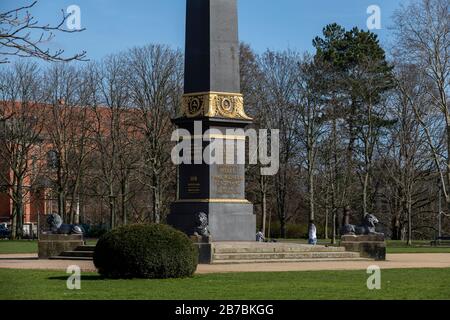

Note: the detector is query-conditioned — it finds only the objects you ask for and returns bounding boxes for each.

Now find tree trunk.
[57,165,66,221]
[308,157,315,223]
[69,176,82,224]
[11,208,17,240]
[334,208,340,243]
[392,215,401,241]
[121,179,128,226]
[407,194,413,246]
[109,191,116,230]
[277,171,287,239]
[331,189,337,244]
[362,172,369,217]
[58,190,65,221]
[260,175,267,237]
[308,158,315,238]
[446,118,450,213]
[331,114,338,245]
[15,181,24,239]
[280,216,286,239]
[74,197,80,225]
[153,174,161,224]
[342,206,351,226]
[16,200,23,239]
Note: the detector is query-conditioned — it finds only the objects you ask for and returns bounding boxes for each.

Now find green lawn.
[385,240,450,253]
[386,247,450,253]
[0,240,37,254]
[0,240,97,254]
[0,268,449,300]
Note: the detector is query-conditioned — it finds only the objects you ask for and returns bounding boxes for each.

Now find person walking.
[308,221,317,245]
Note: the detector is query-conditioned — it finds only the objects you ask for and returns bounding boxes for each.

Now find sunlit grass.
[0,268,449,300]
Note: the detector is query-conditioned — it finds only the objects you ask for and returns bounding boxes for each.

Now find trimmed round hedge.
[93,224,198,279]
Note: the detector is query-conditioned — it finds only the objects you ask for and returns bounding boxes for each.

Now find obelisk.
[168,0,256,241]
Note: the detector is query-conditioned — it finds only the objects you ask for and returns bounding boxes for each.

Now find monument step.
[213,243,345,254]
[49,256,93,261]
[75,245,96,251]
[213,251,361,261]
[211,257,371,265]
[59,250,94,258]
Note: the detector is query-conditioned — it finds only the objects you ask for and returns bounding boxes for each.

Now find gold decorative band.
[176,199,251,204]
[180,91,252,120]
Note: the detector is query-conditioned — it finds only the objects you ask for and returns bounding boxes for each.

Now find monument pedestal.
[341,234,386,261]
[190,235,213,264]
[38,234,84,259]
[168,118,256,242]
[170,201,255,242]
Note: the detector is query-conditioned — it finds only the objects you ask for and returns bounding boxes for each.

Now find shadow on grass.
[48,275,106,281]
[48,274,195,282]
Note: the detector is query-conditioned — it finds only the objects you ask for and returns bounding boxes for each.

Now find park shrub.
[268,222,325,239]
[82,224,108,238]
[94,224,198,279]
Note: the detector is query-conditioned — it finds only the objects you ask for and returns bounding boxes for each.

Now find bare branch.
[0,1,87,64]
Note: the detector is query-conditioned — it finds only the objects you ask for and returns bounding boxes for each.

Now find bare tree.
[258,50,301,238]
[41,63,94,223]
[240,43,272,237]
[0,61,44,238]
[0,1,86,63]
[127,44,183,224]
[295,55,327,227]
[92,54,131,229]
[353,59,395,217]
[383,63,435,244]
[392,0,450,210]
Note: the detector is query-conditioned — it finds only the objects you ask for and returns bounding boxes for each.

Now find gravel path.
[1,253,450,274]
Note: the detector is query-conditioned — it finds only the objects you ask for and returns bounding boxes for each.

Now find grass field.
[1,239,450,254]
[0,240,97,254]
[0,240,37,254]
[0,268,449,300]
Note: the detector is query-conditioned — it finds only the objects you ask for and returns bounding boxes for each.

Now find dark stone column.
[168,0,256,242]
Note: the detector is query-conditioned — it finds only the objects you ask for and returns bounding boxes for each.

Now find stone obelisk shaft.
[185,0,240,94]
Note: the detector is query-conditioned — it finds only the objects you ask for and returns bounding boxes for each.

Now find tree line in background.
[0,0,448,243]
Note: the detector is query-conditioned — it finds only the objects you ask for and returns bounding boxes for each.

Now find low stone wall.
[341,234,386,261]
[38,234,84,259]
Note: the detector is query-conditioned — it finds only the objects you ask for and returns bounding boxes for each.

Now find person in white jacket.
[308,221,317,245]
[256,230,265,242]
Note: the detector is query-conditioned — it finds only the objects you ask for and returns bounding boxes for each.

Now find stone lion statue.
[46,213,83,235]
[341,213,382,236]
[194,212,210,238]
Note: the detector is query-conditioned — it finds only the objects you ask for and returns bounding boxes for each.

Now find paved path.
[1,253,450,274]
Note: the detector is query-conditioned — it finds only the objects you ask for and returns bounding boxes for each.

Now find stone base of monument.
[170,202,256,242]
[191,236,213,264]
[340,235,386,261]
[38,234,85,259]
[194,242,370,264]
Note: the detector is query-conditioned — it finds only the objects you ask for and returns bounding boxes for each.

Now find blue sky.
[1,0,408,62]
